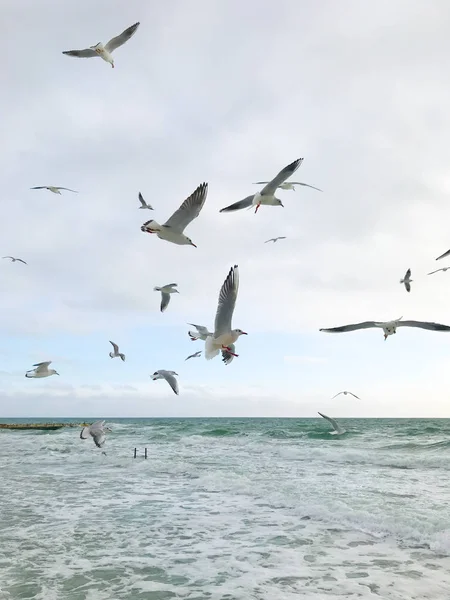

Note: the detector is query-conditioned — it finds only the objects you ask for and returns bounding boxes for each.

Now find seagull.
[332,391,360,400]
[185,351,202,361]
[141,182,208,247]
[30,186,78,195]
[151,370,179,395]
[188,323,213,341]
[253,181,322,192]
[428,267,450,275]
[205,265,247,360]
[2,256,27,264]
[154,283,179,312]
[138,192,153,210]
[320,316,450,340]
[109,341,125,361]
[318,412,346,435]
[400,268,412,292]
[219,158,302,214]
[62,22,140,68]
[264,237,286,244]
[80,420,109,448]
[435,249,450,262]
[25,361,59,378]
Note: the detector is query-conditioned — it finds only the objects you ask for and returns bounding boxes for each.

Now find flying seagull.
[185,351,202,361]
[435,249,450,262]
[318,412,346,435]
[253,181,322,192]
[80,420,109,448]
[188,323,213,341]
[219,158,302,214]
[332,391,360,400]
[30,186,78,195]
[320,316,450,340]
[400,268,412,293]
[151,370,179,395]
[154,283,179,312]
[141,182,208,247]
[138,192,153,210]
[205,265,247,360]
[264,237,286,244]
[2,256,27,264]
[25,361,59,378]
[109,341,125,361]
[62,22,140,68]
[428,267,450,275]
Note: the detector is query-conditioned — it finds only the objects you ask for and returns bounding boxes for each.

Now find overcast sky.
[1,0,450,418]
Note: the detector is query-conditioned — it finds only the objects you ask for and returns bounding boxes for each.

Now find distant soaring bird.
[151,370,179,395]
[138,192,153,210]
[185,351,202,361]
[154,283,179,312]
[2,256,27,264]
[109,341,125,361]
[25,361,59,378]
[400,268,412,292]
[264,237,286,244]
[320,316,450,340]
[30,186,78,195]
[332,391,360,400]
[62,22,140,68]
[428,267,450,275]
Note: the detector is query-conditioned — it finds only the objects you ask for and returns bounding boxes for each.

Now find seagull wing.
[105,22,140,53]
[331,392,344,399]
[92,431,106,448]
[318,411,341,432]
[288,182,323,192]
[56,187,78,193]
[260,158,303,196]
[80,425,91,440]
[33,361,51,372]
[348,392,360,399]
[2,256,13,260]
[253,181,270,184]
[16,259,27,264]
[264,239,275,243]
[62,48,97,58]
[427,269,444,275]
[436,249,450,261]
[405,268,411,280]
[30,187,48,190]
[160,292,171,313]
[397,320,450,332]
[161,371,179,395]
[109,341,119,353]
[187,323,211,337]
[163,182,208,233]
[404,281,411,292]
[221,344,235,365]
[320,321,377,333]
[219,196,254,213]
[214,265,239,338]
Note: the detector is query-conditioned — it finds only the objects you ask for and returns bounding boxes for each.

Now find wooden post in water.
[144,447,148,459]
[134,448,137,458]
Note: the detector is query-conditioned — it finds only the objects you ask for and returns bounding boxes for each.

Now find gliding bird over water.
[320,316,450,340]
[332,391,360,400]
[219,158,302,214]
[205,265,247,361]
[2,256,27,264]
[151,370,179,395]
[25,361,59,378]
[141,182,208,247]
[80,420,109,448]
[318,412,346,435]
[109,341,125,361]
[400,268,412,292]
[30,186,77,195]
[62,22,140,68]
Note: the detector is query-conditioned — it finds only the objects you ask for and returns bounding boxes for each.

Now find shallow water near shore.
[0,417,449,599]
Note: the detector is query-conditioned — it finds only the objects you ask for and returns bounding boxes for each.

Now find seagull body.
[141,182,208,247]
[80,420,108,448]
[253,181,322,192]
[219,158,302,214]
[62,22,140,68]
[428,267,450,275]
[188,323,213,341]
[154,283,179,312]
[138,192,153,210]
[264,237,286,244]
[185,351,202,361]
[400,268,412,292]
[332,391,360,400]
[152,370,179,395]
[320,316,450,340]
[205,265,247,360]
[318,412,346,435]
[30,186,77,195]
[3,256,27,264]
[25,361,59,378]
[109,341,125,361]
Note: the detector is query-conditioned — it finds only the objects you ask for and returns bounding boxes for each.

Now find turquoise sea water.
[0,417,449,599]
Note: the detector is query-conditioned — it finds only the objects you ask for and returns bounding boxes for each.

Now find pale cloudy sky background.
[1,0,450,417]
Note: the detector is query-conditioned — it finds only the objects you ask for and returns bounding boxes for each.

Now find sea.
[0,417,449,600]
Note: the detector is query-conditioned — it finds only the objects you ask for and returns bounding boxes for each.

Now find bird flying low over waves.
[109,341,125,361]
[80,420,110,448]
[205,265,247,360]
[141,183,208,247]
[400,268,412,292]
[151,370,179,395]
[62,22,140,68]
[219,158,303,214]
[318,412,346,435]
[320,317,450,340]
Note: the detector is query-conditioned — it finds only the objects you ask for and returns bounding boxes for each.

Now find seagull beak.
[55,372,60,375]
[190,242,197,248]
[280,202,284,208]
[241,331,248,335]
[383,334,387,341]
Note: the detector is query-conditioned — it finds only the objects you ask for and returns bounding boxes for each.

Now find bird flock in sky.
[6,20,450,448]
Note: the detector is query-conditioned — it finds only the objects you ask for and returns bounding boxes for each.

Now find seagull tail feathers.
[188,330,200,340]
[205,336,220,360]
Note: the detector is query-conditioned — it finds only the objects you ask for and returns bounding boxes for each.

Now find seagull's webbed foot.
[254,203,261,214]
[222,345,239,357]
